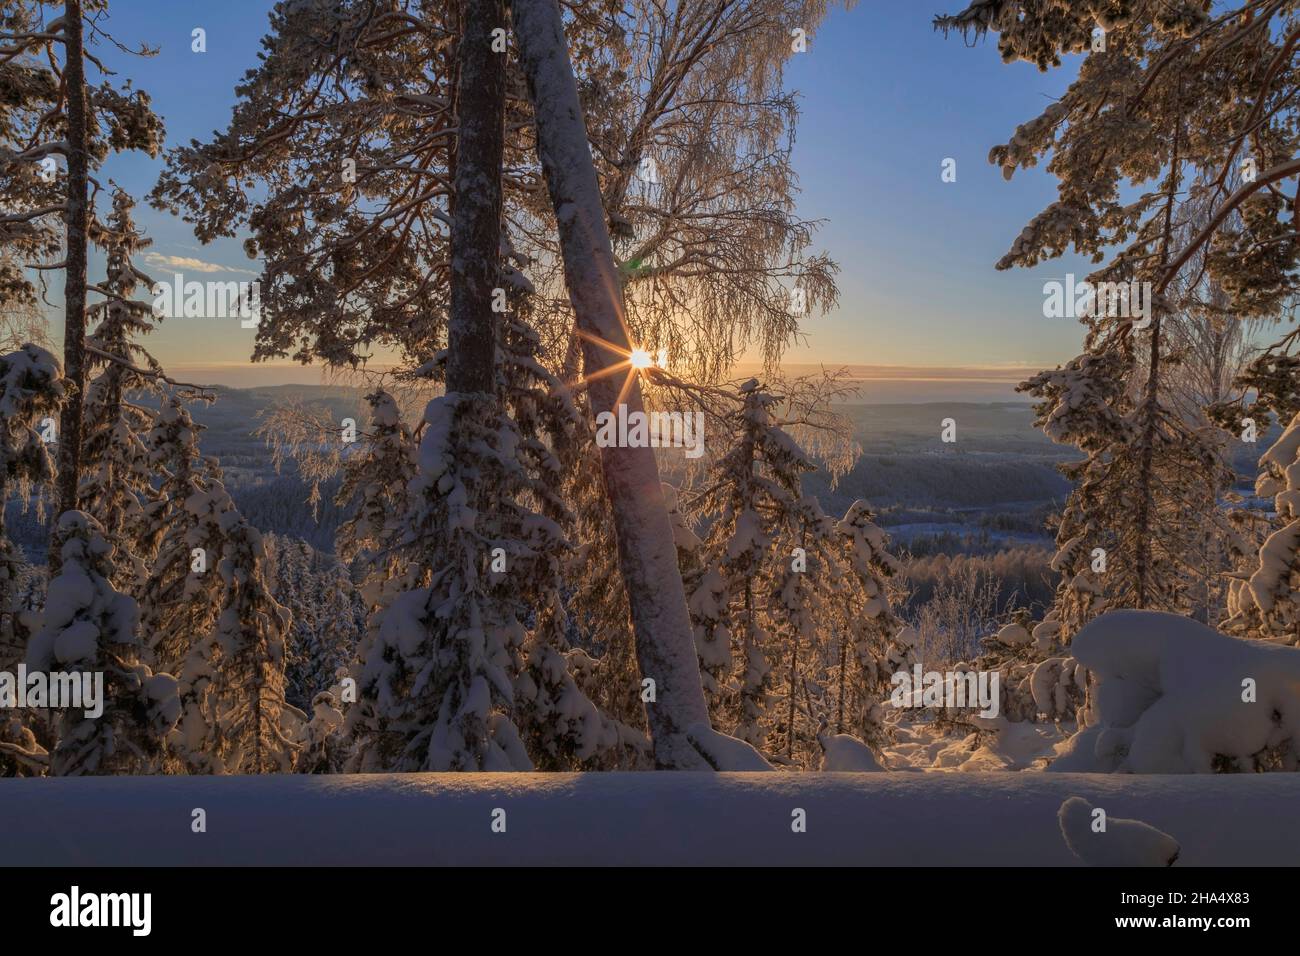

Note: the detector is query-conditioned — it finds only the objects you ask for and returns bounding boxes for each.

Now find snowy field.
[0,771,1295,866]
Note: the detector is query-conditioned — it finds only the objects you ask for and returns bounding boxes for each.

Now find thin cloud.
[144,252,259,276]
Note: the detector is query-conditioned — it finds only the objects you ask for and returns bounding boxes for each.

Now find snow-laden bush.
[1050,610,1300,773]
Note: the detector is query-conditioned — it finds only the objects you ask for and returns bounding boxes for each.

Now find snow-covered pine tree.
[295,677,348,774]
[335,391,416,576]
[172,480,299,774]
[686,378,885,764]
[938,0,1300,631]
[832,499,916,748]
[559,437,646,733]
[767,502,838,767]
[79,189,167,589]
[1224,413,1300,645]
[266,533,363,712]
[689,380,782,748]
[1018,353,1127,639]
[354,386,536,771]
[353,0,648,771]
[135,398,224,674]
[0,344,63,669]
[959,7,1244,639]
[347,0,532,771]
[27,511,180,775]
[500,303,649,770]
[354,296,646,771]
[336,390,419,771]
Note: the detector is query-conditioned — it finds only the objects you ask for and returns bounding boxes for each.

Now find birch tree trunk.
[52,0,89,575]
[511,0,718,768]
[447,0,505,396]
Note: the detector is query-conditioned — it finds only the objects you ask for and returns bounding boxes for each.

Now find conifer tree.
[28,511,180,775]
[943,3,1257,637]
[832,500,915,747]
[172,481,298,774]
[1,2,164,561]
[0,344,62,668]
[684,378,900,764]
[1224,413,1300,646]
[136,398,223,674]
[79,189,168,588]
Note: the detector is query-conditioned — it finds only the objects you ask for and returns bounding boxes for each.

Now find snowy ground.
[884,718,1069,771]
[1,771,1295,865]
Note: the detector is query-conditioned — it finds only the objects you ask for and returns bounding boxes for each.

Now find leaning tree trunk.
[51,0,89,575]
[511,0,715,768]
[446,0,505,395]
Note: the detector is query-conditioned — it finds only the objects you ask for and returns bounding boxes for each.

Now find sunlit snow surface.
[1,771,1295,865]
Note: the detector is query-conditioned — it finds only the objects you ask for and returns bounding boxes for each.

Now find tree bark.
[511,0,714,767]
[447,0,505,396]
[52,0,89,575]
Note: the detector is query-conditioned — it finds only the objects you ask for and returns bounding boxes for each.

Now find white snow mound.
[1050,610,1300,773]
[817,732,884,771]
[1058,795,1179,867]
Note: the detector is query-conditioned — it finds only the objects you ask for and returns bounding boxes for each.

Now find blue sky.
[40,1,1095,386]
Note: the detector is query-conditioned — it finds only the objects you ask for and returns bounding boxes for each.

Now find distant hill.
[4,388,1272,563]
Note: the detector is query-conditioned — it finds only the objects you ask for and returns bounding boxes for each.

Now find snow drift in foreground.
[1051,610,1300,773]
[1058,796,1180,867]
[0,771,1295,865]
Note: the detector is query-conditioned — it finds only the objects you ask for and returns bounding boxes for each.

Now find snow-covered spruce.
[1051,610,1300,773]
[558,438,649,741]
[489,309,647,769]
[988,10,1246,638]
[1225,411,1300,645]
[354,306,646,771]
[1020,342,1234,642]
[0,343,63,669]
[833,499,916,748]
[135,399,225,674]
[172,481,299,774]
[684,381,905,766]
[265,534,363,714]
[295,676,349,774]
[970,608,1085,726]
[355,392,534,772]
[335,390,416,575]
[78,190,169,590]
[337,392,421,772]
[26,512,180,776]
